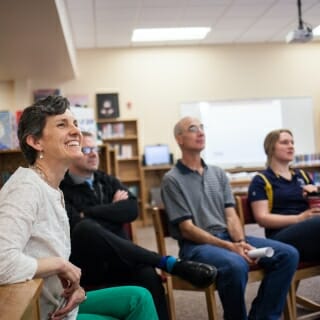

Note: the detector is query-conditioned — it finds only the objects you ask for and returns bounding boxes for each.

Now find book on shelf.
[98,124,112,139]
[112,123,125,137]
[98,123,125,139]
[294,153,320,166]
[110,143,133,159]
[307,171,320,186]
[120,144,133,159]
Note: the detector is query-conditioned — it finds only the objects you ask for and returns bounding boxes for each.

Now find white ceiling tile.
[141,0,188,7]
[188,0,232,6]
[138,6,183,20]
[65,0,93,10]
[214,17,255,29]
[95,7,138,21]
[67,9,94,22]
[95,0,140,9]
[134,21,184,28]
[64,0,319,49]
[183,5,227,19]
[177,18,215,26]
[223,4,274,18]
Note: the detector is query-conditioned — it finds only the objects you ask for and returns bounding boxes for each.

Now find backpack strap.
[257,173,273,211]
[299,169,310,184]
[257,170,310,212]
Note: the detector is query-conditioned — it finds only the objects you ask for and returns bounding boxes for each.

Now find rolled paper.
[248,247,274,259]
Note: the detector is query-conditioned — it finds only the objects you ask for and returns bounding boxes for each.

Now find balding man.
[161,116,299,320]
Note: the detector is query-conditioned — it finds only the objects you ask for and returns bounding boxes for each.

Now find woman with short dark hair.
[0,95,158,320]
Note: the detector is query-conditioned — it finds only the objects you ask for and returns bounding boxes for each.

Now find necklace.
[30,165,65,208]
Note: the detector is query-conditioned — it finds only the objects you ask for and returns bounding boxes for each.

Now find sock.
[157,256,177,273]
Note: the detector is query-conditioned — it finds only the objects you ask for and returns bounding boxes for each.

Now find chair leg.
[288,279,320,320]
[296,295,320,312]
[283,293,294,320]
[288,281,298,320]
[164,278,176,320]
[204,286,219,320]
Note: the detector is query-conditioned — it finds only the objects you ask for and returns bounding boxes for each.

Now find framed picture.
[96,93,120,119]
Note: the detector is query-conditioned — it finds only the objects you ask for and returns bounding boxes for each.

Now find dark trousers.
[271,215,320,261]
[70,218,169,320]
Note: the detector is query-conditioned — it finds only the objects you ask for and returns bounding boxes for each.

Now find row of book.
[110,143,133,159]
[293,153,320,166]
[306,171,320,185]
[98,123,125,139]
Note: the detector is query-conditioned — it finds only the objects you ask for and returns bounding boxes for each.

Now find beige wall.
[5,43,320,161]
[0,81,14,109]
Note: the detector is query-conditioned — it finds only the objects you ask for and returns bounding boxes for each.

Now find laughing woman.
[0,96,158,320]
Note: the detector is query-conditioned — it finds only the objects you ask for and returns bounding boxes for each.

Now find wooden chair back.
[151,206,218,320]
[235,194,256,225]
[152,203,296,320]
[123,221,137,244]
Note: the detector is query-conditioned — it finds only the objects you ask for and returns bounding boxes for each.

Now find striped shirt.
[161,160,235,241]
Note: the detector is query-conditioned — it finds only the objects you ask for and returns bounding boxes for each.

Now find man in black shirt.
[60,131,217,320]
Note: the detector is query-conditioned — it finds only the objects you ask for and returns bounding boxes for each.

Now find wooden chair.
[235,194,320,320]
[0,278,43,320]
[151,206,277,320]
[123,221,138,244]
[151,206,218,320]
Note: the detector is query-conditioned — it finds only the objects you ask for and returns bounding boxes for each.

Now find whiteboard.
[181,97,315,168]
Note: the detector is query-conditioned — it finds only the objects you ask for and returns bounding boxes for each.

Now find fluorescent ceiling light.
[131,27,211,42]
[313,25,320,36]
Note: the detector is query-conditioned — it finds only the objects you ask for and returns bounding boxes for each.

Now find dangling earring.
[39,151,44,159]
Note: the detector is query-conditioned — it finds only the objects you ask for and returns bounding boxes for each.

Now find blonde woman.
[248,129,320,261]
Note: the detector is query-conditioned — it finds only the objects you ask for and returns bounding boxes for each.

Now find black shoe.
[171,260,217,288]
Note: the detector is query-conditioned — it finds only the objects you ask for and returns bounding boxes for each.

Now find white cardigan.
[0,167,77,319]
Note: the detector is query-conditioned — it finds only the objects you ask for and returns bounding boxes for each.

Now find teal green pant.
[77,286,158,320]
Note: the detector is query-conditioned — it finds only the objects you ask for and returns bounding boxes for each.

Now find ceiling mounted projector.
[286,0,313,43]
[286,28,313,43]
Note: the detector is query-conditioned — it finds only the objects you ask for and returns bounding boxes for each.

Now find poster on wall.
[70,106,97,137]
[96,93,120,120]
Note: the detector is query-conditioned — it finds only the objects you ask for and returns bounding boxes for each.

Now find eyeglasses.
[81,146,100,155]
[187,124,204,133]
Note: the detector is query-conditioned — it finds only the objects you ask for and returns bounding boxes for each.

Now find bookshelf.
[226,164,320,195]
[97,119,146,225]
[0,150,27,186]
[99,144,118,176]
[0,145,115,187]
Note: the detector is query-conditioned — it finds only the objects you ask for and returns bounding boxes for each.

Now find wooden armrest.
[0,278,43,320]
